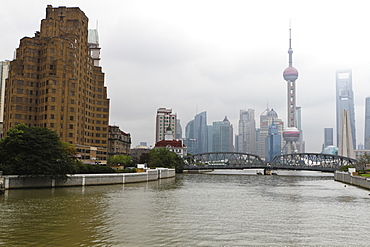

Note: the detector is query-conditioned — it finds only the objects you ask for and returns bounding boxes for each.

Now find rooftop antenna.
[96,19,99,30]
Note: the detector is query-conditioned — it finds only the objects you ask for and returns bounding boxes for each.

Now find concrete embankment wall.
[2,168,175,190]
[334,171,370,190]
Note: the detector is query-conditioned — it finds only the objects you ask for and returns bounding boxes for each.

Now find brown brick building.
[3,5,110,163]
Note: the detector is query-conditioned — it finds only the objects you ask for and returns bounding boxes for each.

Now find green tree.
[138,152,150,164]
[148,148,184,173]
[0,124,77,178]
[107,154,133,167]
[358,153,370,169]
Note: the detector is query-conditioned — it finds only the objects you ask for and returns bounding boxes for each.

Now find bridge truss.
[271,153,359,171]
[183,152,360,172]
[183,152,264,169]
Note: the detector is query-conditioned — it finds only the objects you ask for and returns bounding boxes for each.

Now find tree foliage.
[0,124,78,178]
[148,148,184,173]
[107,154,133,166]
[358,153,370,167]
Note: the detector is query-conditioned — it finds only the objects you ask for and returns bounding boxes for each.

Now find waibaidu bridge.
[183,152,359,173]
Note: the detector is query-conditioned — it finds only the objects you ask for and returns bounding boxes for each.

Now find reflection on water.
[1,173,369,246]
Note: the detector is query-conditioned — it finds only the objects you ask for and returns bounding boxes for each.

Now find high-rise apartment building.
[364,97,370,149]
[3,5,110,163]
[237,109,256,154]
[212,116,233,152]
[336,69,356,149]
[258,109,284,160]
[155,108,177,143]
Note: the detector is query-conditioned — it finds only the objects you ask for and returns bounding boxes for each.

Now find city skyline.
[2,1,370,152]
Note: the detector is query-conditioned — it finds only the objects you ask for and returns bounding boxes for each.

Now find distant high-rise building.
[207,125,213,152]
[336,69,356,149]
[3,5,110,164]
[184,119,196,154]
[265,123,282,162]
[194,111,208,154]
[258,109,284,160]
[176,119,182,140]
[323,128,334,150]
[155,108,177,143]
[237,109,257,154]
[295,106,305,152]
[212,116,233,152]
[185,119,194,139]
[364,97,370,149]
[0,60,10,137]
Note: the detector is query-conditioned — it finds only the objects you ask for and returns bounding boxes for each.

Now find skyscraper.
[336,69,356,149]
[3,5,110,163]
[295,106,305,152]
[364,97,370,149]
[184,119,196,154]
[212,116,234,152]
[155,108,177,143]
[265,123,282,162]
[259,109,284,160]
[0,61,10,137]
[323,128,334,149]
[237,109,256,154]
[194,111,208,154]
[176,119,182,140]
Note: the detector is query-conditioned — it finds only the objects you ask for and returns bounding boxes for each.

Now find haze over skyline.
[2,0,370,152]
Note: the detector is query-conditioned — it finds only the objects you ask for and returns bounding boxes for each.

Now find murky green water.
[1,171,369,246]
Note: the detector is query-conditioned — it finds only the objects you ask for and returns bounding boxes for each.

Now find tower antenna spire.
[288,21,293,67]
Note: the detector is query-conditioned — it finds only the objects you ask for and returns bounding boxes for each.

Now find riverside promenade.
[1,168,175,190]
[334,170,370,190]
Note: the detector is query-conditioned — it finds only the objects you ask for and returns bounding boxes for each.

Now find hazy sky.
[1,0,370,152]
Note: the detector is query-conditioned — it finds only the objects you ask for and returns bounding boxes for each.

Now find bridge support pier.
[264,169,271,175]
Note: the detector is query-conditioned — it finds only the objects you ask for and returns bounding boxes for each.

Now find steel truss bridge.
[183,152,359,172]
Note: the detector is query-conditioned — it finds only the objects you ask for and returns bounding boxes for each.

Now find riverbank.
[334,171,370,190]
[1,168,175,190]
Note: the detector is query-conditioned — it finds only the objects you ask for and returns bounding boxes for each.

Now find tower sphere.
[283,127,300,142]
[283,67,298,82]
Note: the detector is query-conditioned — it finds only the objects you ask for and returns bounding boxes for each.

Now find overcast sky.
[1,0,370,152]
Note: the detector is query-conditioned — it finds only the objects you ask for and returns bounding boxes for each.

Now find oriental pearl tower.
[282,28,300,154]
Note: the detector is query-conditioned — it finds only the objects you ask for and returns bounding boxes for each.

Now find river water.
[1,170,369,246]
